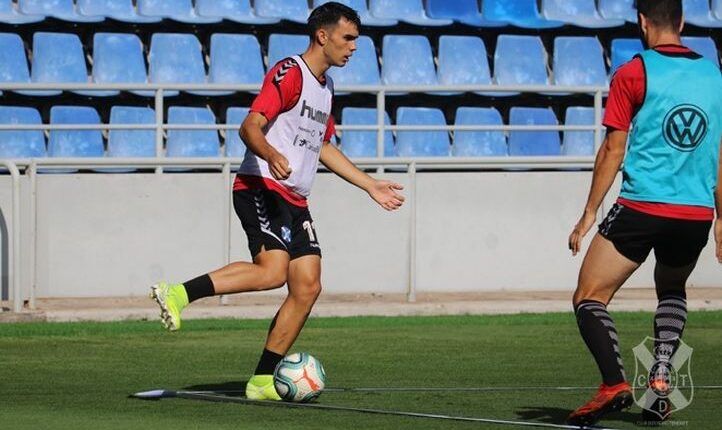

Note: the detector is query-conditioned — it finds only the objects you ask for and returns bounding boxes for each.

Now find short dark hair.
[636,0,682,30]
[308,1,361,39]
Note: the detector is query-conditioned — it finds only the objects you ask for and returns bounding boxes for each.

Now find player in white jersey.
[149,2,405,400]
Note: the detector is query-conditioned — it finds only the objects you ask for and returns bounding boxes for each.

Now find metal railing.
[0,82,608,311]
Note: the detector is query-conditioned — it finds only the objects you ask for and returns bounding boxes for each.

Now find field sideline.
[2,312,720,429]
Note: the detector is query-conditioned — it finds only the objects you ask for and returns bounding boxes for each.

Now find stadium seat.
[610,38,643,73]
[267,34,310,68]
[313,0,397,26]
[426,0,506,27]
[452,107,506,157]
[225,107,248,158]
[369,0,452,26]
[562,107,596,156]
[92,33,150,97]
[149,33,206,97]
[77,0,160,23]
[339,108,395,158]
[542,0,624,28]
[682,36,720,66]
[553,37,607,86]
[48,106,104,158]
[481,0,563,29]
[508,107,561,156]
[0,106,46,158]
[19,0,103,22]
[381,35,437,89]
[396,107,450,157]
[684,0,722,27]
[208,34,264,94]
[437,36,493,95]
[0,33,31,96]
[196,0,279,24]
[598,0,637,22]
[493,35,549,95]
[0,0,44,24]
[327,35,380,89]
[166,107,220,157]
[254,0,309,24]
[714,0,722,20]
[137,0,220,23]
[107,106,156,158]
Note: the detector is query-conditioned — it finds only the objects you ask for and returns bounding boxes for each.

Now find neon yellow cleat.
[246,375,281,401]
[149,282,188,331]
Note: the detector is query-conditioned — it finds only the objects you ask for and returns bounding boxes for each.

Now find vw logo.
[663,104,709,152]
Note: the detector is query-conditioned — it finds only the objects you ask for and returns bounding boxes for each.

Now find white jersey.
[238,55,334,198]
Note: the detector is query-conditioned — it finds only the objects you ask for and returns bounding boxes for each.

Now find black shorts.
[233,189,321,260]
[598,203,711,266]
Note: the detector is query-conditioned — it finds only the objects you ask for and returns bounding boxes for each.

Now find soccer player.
[149,2,405,401]
[566,0,722,425]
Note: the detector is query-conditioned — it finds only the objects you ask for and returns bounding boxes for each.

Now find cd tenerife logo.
[663,104,708,152]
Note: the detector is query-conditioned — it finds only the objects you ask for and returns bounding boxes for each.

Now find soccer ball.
[273,352,326,402]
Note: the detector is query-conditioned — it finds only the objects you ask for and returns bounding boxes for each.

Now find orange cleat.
[567,382,633,427]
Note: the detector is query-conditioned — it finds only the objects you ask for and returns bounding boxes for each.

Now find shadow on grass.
[516,406,639,426]
[183,381,249,397]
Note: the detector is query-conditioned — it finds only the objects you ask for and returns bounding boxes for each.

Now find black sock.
[183,274,215,303]
[575,300,626,386]
[654,294,688,358]
[254,348,284,375]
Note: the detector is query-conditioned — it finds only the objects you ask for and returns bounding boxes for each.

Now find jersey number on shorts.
[302,220,318,244]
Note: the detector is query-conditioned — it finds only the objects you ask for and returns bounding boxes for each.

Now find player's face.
[323,18,358,67]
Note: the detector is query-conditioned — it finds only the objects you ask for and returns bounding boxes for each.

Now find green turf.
[1,312,720,429]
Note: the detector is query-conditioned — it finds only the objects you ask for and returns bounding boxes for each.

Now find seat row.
[1,32,719,98]
[0,105,597,161]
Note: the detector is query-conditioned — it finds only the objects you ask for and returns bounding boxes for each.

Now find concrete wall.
[0,171,720,300]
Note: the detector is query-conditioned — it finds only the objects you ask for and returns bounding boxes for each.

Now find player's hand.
[569,210,596,256]
[715,218,722,263]
[368,180,405,211]
[267,150,292,180]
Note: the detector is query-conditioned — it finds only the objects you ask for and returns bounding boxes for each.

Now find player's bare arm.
[569,129,628,255]
[319,142,405,211]
[240,112,292,180]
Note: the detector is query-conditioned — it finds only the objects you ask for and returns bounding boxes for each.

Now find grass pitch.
[1,312,721,429]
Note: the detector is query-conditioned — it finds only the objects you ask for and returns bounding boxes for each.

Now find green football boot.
[149,282,188,331]
[246,375,281,401]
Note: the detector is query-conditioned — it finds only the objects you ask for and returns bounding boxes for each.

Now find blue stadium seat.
[369,0,452,26]
[48,106,104,158]
[598,0,637,22]
[396,108,449,157]
[255,0,308,24]
[682,36,719,66]
[167,107,220,157]
[562,107,596,156]
[493,35,549,95]
[208,34,264,94]
[225,107,248,158]
[19,0,103,22]
[0,33,31,96]
[714,0,722,20]
[327,36,380,89]
[382,35,437,89]
[0,107,45,158]
[195,0,279,24]
[509,107,561,156]
[108,106,156,158]
[339,108,395,158]
[92,33,150,97]
[0,0,44,24]
[137,0,220,23]
[553,37,607,86]
[542,0,624,27]
[426,0,506,27]
[437,36,492,95]
[610,38,643,74]
[149,33,206,97]
[267,34,309,68]
[452,107,506,157]
[481,0,563,28]
[684,0,722,27]
[313,0,397,26]
[77,0,160,23]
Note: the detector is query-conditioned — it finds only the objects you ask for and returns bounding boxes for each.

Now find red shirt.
[604,44,715,221]
[234,58,337,207]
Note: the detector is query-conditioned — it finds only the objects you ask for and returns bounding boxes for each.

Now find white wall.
[0,171,720,299]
